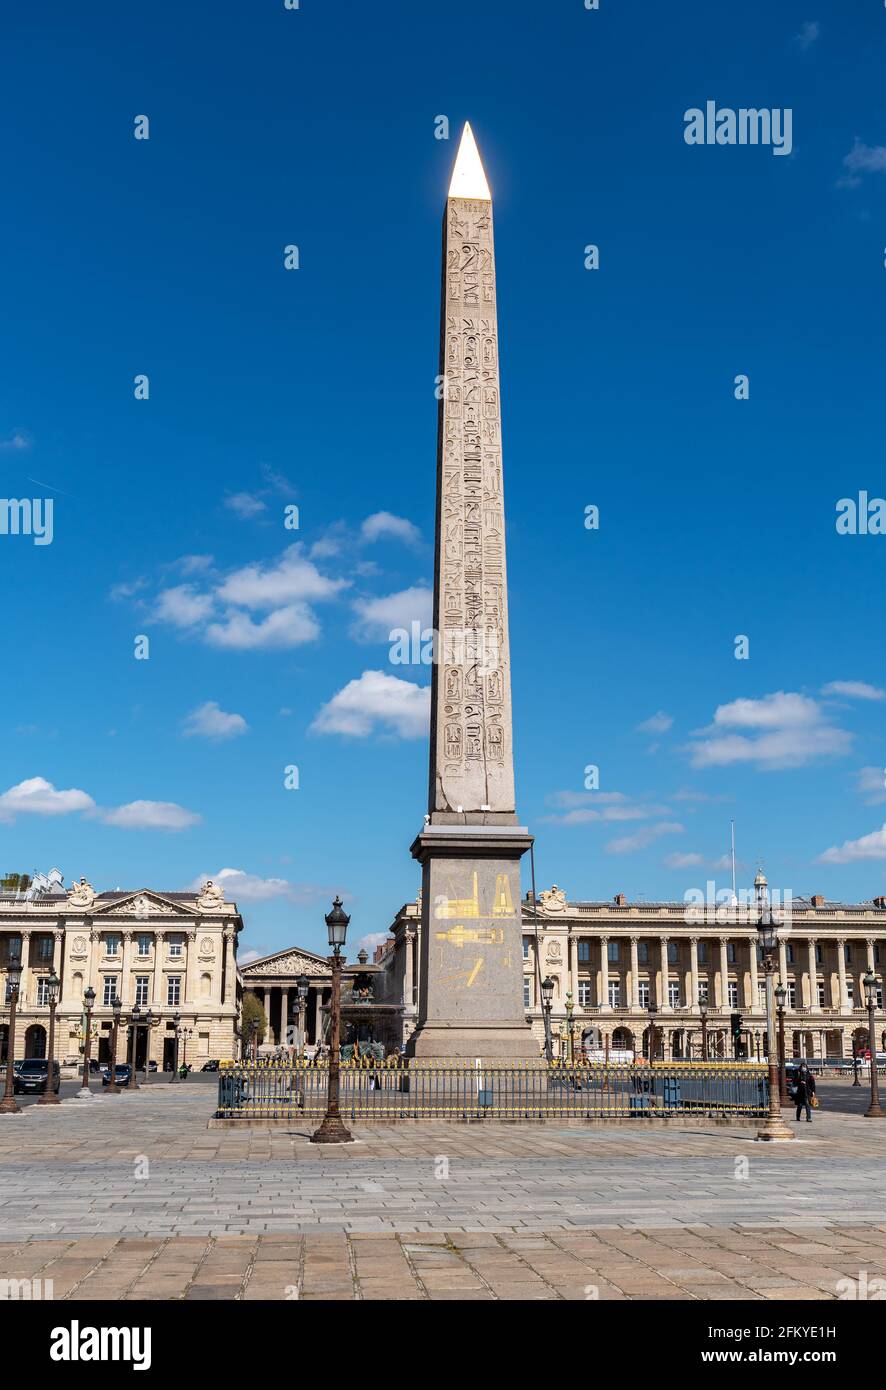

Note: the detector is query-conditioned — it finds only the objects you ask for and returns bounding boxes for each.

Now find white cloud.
[838,140,886,189]
[102,800,202,831]
[605,822,684,854]
[542,791,672,826]
[205,603,320,649]
[819,824,886,864]
[351,585,433,641]
[856,766,886,805]
[0,776,95,823]
[182,701,248,740]
[636,711,673,735]
[360,512,422,547]
[358,932,389,953]
[0,430,31,451]
[793,20,819,49]
[663,851,704,869]
[216,545,345,610]
[190,869,343,905]
[311,669,430,738]
[821,680,885,701]
[224,492,267,519]
[152,584,215,629]
[238,948,262,965]
[689,691,852,769]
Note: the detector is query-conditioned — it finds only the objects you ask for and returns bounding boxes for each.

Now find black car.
[13,1058,60,1095]
[101,1062,133,1087]
[201,1059,220,1072]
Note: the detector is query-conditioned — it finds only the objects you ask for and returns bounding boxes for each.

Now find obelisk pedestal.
[406,124,538,1063]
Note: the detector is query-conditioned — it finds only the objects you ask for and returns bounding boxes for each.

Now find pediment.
[242,946,330,979]
[93,891,197,918]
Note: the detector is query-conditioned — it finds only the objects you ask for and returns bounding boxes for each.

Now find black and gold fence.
[216,1059,769,1120]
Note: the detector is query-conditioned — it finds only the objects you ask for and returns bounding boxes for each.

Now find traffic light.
[730,1012,743,1038]
[731,1012,744,1059]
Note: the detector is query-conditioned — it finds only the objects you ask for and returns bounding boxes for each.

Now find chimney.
[810,894,825,908]
[614,893,627,907]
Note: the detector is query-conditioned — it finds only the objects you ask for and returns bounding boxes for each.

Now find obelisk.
[407,124,537,1060]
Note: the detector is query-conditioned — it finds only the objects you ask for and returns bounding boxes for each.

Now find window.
[816,944,823,965]
[876,945,881,965]
[698,979,709,1003]
[138,935,152,958]
[608,980,620,1007]
[697,942,708,965]
[845,979,854,1003]
[577,940,591,963]
[787,981,797,1007]
[667,942,677,964]
[607,940,619,963]
[668,980,680,1007]
[758,981,767,1008]
[727,981,738,1006]
[167,976,181,1007]
[35,936,53,963]
[787,944,795,964]
[817,982,826,1007]
[845,943,852,964]
[102,976,119,1006]
[36,976,51,1005]
[638,942,649,964]
[578,980,592,1006]
[105,935,120,957]
[135,977,149,1007]
[638,980,650,1007]
[727,943,737,964]
[169,937,183,958]
[523,977,531,1009]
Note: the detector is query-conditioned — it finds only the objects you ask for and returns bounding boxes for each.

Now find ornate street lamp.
[862,970,884,1119]
[699,996,708,1063]
[647,1001,659,1063]
[38,970,62,1107]
[540,975,555,1065]
[169,1010,181,1081]
[106,995,124,1093]
[564,990,575,1066]
[0,961,24,1115]
[755,907,794,1141]
[774,981,788,1104]
[311,897,353,1144]
[128,1004,142,1086]
[77,986,97,1099]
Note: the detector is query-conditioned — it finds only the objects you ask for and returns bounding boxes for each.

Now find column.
[120,932,133,1007]
[630,935,640,1008]
[836,937,848,1013]
[807,937,818,1009]
[600,936,610,1011]
[314,989,323,1042]
[569,933,579,1004]
[184,930,198,1012]
[659,937,670,1011]
[19,932,31,1006]
[689,937,699,1012]
[280,988,289,1047]
[778,937,788,990]
[866,937,876,973]
[223,928,236,1006]
[404,929,416,1008]
[749,937,759,1012]
[152,932,166,1007]
[718,937,729,1010]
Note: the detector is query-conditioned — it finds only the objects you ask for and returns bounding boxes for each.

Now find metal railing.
[215,1059,769,1121]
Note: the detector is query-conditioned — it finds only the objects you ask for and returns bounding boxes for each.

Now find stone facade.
[0,878,241,1067]
[386,887,886,1060]
[241,947,403,1055]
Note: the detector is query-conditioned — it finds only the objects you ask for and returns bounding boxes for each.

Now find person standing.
[794,1062,816,1122]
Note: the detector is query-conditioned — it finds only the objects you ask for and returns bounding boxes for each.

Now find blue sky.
[2,0,886,959]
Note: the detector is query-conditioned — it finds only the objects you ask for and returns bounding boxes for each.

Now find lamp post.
[106,996,123,1093]
[311,897,353,1144]
[699,997,708,1062]
[540,975,555,1064]
[128,1005,141,1086]
[170,1010,181,1080]
[852,1040,861,1087]
[0,962,23,1114]
[775,982,788,1104]
[178,1025,194,1076]
[647,1002,658,1063]
[77,987,97,1099]
[564,990,575,1066]
[296,975,309,1056]
[862,970,884,1119]
[38,970,61,1107]
[755,907,794,1141]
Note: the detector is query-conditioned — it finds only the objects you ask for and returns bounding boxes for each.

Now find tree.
[240,992,267,1055]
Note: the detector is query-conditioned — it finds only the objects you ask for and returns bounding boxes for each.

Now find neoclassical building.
[385,881,886,1061]
[0,877,242,1067]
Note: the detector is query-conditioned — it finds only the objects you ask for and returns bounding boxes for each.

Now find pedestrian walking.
[794,1062,816,1122]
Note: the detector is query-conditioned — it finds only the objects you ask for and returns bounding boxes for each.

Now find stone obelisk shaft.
[429,178,515,822]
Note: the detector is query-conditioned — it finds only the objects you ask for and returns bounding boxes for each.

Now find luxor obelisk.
[407,124,537,1060]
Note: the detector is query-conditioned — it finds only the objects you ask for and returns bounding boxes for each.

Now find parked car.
[148,1060,158,1072]
[13,1058,61,1095]
[101,1063,133,1087]
[201,1059,220,1072]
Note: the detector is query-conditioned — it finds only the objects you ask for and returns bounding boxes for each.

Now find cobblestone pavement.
[0,1081,883,1299]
